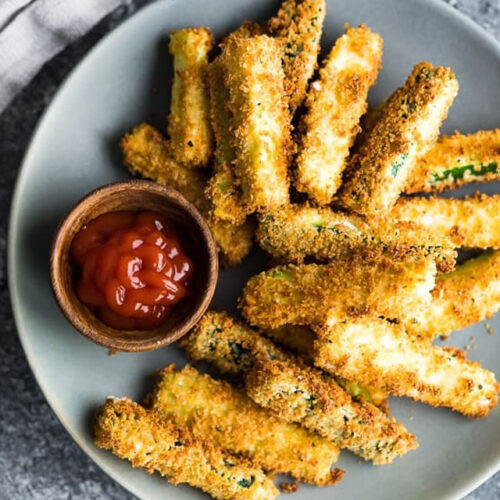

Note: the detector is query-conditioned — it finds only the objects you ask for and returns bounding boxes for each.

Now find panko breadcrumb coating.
[168,28,214,167]
[206,58,248,225]
[220,34,292,212]
[295,25,383,204]
[336,62,458,217]
[120,123,254,267]
[392,193,500,249]
[268,0,326,113]
[246,359,417,464]
[182,311,386,409]
[94,398,278,500]
[210,218,255,268]
[406,250,500,340]
[148,365,342,485]
[256,203,456,272]
[263,324,389,410]
[314,316,500,418]
[206,21,263,224]
[240,252,436,329]
[182,312,412,463]
[405,129,500,194]
[121,122,210,213]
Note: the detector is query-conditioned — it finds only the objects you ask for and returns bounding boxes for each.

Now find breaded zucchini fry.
[221,35,291,212]
[246,360,417,464]
[407,250,500,340]
[206,58,248,224]
[264,324,316,360]
[181,310,291,376]
[183,312,409,463]
[121,123,254,267]
[405,129,500,194]
[268,0,326,113]
[336,62,458,216]
[314,317,500,418]
[183,311,386,409]
[256,203,456,272]
[240,253,436,328]
[263,325,389,410]
[392,193,500,249]
[168,28,214,167]
[210,218,255,268]
[121,123,210,213]
[295,25,383,204]
[148,365,342,485]
[95,398,278,500]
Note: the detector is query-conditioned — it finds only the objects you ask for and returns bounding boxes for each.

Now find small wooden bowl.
[50,180,218,352]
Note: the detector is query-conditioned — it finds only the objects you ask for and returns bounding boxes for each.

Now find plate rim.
[7,0,500,498]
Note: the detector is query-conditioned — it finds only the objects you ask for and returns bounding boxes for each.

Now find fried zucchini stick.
[148,365,342,485]
[181,310,293,375]
[182,311,385,408]
[182,312,412,463]
[392,193,500,249]
[256,203,456,272]
[221,35,291,212]
[336,62,458,216]
[268,0,326,113]
[121,123,253,267]
[295,25,383,204]
[210,219,255,268]
[206,59,248,224]
[405,129,500,194]
[240,253,436,328]
[246,360,417,464]
[95,398,278,500]
[314,317,500,418]
[407,250,500,340]
[122,123,210,213]
[263,325,389,409]
[205,23,263,224]
[168,28,214,167]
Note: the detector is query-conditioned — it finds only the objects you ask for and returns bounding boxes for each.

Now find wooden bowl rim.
[49,179,218,352]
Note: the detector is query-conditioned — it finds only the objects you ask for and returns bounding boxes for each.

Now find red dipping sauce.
[70,211,193,330]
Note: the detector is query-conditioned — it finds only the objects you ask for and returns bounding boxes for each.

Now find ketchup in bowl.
[70,211,193,330]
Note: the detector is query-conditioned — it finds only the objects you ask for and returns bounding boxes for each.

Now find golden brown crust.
[240,252,436,329]
[220,34,292,212]
[295,25,383,203]
[94,398,278,500]
[121,123,210,213]
[168,28,214,167]
[180,310,292,376]
[406,250,500,339]
[268,0,326,112]
[148,364,340,485]
[314,317,500,418]
[245,360,418,464]
[280,481,301,493]
[392,193,500,249]
[263,324,389,410]
[206,58,248,225]
[183,311,387,410]
[405,129,500,194]
[336,62,458,216]
[256,203,456,272]
[209,217,255,268]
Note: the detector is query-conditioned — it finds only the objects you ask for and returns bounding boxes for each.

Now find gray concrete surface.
[0,0,499,498]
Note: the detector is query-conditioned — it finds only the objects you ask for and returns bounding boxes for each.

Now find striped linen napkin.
[0,0,123,113]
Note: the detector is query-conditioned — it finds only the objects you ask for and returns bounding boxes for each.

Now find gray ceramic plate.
[8,0,500,498]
